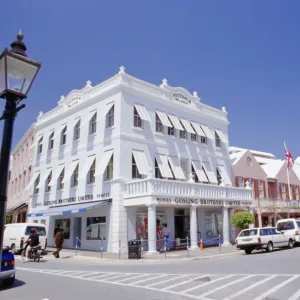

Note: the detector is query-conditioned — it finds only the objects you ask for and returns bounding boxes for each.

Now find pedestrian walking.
[162,223,170,250]
[53,224,60,238]
[53,229,64,258]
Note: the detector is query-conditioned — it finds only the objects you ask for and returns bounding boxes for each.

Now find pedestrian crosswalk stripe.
[223,275,277,299]
[16,268,300,300]
[252,275,299,300]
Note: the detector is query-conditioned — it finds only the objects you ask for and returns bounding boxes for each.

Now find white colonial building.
[27,67,252,253]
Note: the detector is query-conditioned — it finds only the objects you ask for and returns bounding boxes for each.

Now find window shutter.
[235,176,238,187]
[254,180,259,198]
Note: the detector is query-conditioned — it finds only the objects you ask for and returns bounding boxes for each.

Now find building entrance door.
[174,209,190,239]
[73,217,82,248]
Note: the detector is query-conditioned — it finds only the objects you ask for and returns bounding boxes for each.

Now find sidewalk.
[44,245,242,264]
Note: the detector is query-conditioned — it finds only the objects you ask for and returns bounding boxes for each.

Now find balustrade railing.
[254,198,300,209]
[124,178,252,200]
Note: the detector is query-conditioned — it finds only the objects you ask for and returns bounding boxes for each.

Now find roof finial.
[85,80,92,88]
[160,78,168,88]
[119,65,126,74]
[17,30,24,41]
[222,106,227,113]
[10,29,27,57]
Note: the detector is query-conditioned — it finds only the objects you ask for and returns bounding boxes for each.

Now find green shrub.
[5,214,11,224]
[230,211,254,229]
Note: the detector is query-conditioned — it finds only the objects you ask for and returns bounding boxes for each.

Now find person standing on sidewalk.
[53,229,64,258]
[162,223,170,250]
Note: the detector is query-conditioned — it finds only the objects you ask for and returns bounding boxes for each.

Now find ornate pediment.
[159,78,200,107]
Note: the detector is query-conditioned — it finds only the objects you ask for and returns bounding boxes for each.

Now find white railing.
[254,198,300,209]
[124,178,252,200]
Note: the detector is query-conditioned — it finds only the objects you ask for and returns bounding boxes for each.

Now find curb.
[68,251,242,264]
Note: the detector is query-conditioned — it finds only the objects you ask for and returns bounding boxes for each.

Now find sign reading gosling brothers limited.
[156,197,252,207]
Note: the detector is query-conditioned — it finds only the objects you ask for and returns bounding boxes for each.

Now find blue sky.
[0,1,299,158]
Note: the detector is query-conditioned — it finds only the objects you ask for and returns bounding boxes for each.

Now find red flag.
[284,142,294,169]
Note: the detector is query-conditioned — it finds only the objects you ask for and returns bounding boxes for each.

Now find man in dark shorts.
[53,224,60,238]
[23,228,39,263]
[53,229,64,258]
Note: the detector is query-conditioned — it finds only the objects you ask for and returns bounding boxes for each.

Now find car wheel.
[266,242,273,252]
[244,249,252,255]
[2,275,15,287]
[288,239,294,249]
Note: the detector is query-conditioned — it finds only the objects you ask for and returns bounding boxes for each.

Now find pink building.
[230,147,300,229]
[6,124,36,223]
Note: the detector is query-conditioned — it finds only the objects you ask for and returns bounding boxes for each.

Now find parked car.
[0,247,15,287]
[235,227,293,254]
[276,218,300,246]
[3,223,47,254]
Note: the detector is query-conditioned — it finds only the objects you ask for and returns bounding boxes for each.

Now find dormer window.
[48,132,54,150]
[38,137,43,154]
[74,120,81,140]
[89,112,97,134]
[155,113,163,133]
[106,105,114,128]
[133,106,142,128]
[215,131,221,148]
[61,126,67,145]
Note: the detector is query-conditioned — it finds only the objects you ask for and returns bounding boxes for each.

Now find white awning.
[95,150,113,176]
[155,154,173,178]
[132,150,149,175]
[202,161,218,184]
[200,125,214,139]
[191,161,208,182]
[168,115,184,131]
[215,129,228,144]
[25,172,40,191]
[180,119,195,134]
[62,160,79,184]
[134,104,151,122]
[191,122,206,136]
[37,168,52,189]
[79,156,96,180]
[156,111,172,127]
[168,156,185,180]
[49,164,65,186]
[217,165,232,185]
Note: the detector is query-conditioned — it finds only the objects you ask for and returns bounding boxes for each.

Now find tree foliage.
[230,211,254,229]
[5,214,11,224]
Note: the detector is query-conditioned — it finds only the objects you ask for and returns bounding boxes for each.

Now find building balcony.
[254,198,300,212]
[124,178,253,204]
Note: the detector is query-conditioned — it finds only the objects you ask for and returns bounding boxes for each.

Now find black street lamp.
[0,31,41,277]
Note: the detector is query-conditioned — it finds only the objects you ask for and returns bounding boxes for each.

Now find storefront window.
[55,219,71,239]
[86,217,106,240]
[205,213,223,237]
[136,213,167,239]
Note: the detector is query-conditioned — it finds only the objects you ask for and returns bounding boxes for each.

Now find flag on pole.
[284,142,294,170]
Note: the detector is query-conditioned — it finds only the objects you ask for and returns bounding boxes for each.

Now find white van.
[276,218,300,245]
[3,223,47,254]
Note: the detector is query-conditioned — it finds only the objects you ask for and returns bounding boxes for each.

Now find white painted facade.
[27,67,252,253]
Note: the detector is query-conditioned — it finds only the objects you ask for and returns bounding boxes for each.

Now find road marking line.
[88,273,115,280]
[76,272,101,278]
[253,275,299,300]
[180,274,236,294]
[145,275,188,287]
[101,273,134,281]
[161,276,210,291]
[114,273,150,283]
[129,274,167,285]
[198,275,254,298]
[223,275,277,299]
[130,274,169,286]
[288,287,300,300]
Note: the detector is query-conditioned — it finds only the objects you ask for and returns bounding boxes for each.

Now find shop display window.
[136,213,167,239]
[205,213,223,237]
[86,216,106,240]
[55,219,71,239]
